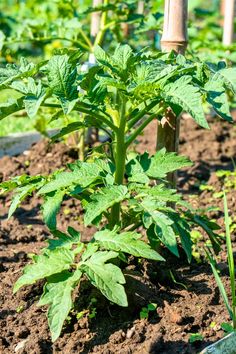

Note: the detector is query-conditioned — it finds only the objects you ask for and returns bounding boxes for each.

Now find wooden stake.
[137,1,145,14]
[156,0,188,185]
[223,0,235,46]
[220,0,225,17]
[161,0,188,54]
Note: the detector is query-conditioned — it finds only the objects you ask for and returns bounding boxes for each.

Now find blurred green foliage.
[0,0,235,136]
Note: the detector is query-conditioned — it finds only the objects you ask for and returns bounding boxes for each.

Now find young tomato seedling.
[0,44,235,341]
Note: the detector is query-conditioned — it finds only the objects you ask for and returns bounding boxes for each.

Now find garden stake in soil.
[157,0,188,185]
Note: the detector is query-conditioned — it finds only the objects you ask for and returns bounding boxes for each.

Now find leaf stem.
[127,99,161,129]
[43,102,117,133]
[126,108,163,148]
[78,29,93,50]
[93,0,109,48]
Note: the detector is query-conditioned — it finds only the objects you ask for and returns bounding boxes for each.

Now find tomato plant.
[0,43,235,341]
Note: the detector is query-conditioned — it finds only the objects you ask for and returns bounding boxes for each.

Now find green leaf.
[42,190,65,230]
[146,148,192,179]
[223,193,236,317]
[126,158,149,184]
[141,200,179,256]
[84,185,129,226]
[113,44,134,72]
[46,54,78,113]
[14,248,75,293]
[135,184,186,206]
[81,251,127,306]
[0,98,24,120]
[0,58,45,89]
[38,162,102,194]
[38,269,82,342]
[191,214,221,254]
[94,229,165,261]
[8,183,40,218]
[169,213,193,262]
[162,76,209,128]
[95,44,134,80]
[205,79,232,122]
[48,228,81,250]
[23,78,46,118]
[206,250,233,320]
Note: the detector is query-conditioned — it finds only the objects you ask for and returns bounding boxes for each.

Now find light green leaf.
[94,229,165,261]
[162,76,209,128]
[42,189,65,230]
[84,185,129,225]
[14,248,75,293]
[38,269,82,342]
[146,148,192,179]
[81,251,127,306]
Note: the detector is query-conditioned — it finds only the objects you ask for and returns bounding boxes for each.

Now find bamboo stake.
[223,0,235,46]
[156,0,188,185]
[160,0,188,54]
[137,1,145,14]
[221,0,225,17]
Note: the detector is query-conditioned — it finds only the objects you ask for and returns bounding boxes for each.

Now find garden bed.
[1,115,236,354]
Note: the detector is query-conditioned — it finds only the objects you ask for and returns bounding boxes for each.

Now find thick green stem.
[93,0,109,47]
[110,97,127,227]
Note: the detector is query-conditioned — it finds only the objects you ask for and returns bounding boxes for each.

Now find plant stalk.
[110,96,127,227]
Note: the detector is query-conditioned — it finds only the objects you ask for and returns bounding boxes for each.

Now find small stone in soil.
[126,326,136,339]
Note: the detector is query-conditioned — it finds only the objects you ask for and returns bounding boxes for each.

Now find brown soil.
[1,115,236,354]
